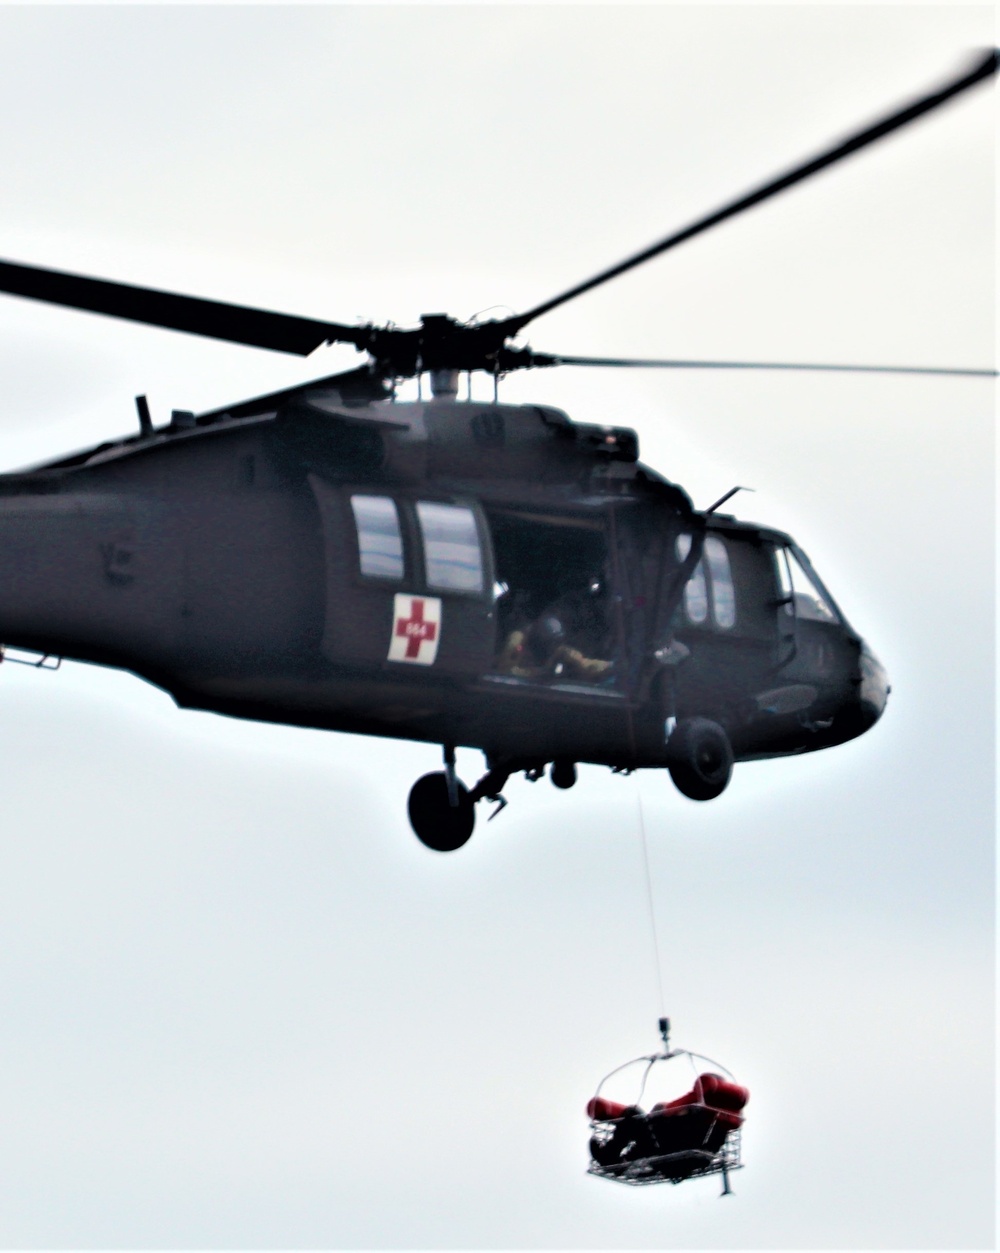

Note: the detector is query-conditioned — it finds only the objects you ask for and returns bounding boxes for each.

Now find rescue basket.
[586,1021,748,1191]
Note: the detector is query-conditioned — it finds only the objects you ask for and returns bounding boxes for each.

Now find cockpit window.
[676,534,735,629]
[704,537,736,628]
[351,494,404,580]
[782,548,839,623]
[416,501,484,593]
[776,546,794,608]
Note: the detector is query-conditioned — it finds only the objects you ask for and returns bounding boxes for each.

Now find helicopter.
[0,50,994,851]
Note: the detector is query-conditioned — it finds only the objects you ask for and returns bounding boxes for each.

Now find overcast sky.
[0,5,994,1248]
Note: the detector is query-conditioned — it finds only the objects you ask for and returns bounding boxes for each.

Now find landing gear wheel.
[667,718,733,801]
[407,771,476,851]
[550,759,577,790]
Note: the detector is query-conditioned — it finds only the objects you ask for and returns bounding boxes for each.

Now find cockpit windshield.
[776,546,840,624]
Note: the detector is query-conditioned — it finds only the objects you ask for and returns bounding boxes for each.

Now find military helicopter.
[0,51,994,850]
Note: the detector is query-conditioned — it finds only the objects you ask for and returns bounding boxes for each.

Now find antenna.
[706,485,753,514]
[134,394,153,436]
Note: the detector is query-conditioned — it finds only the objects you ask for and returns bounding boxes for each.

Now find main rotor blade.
[0,257,371,355]
[504,49,998,335]
[534,353,997,378]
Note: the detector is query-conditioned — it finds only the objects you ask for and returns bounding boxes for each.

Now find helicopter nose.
[857,640,890,727]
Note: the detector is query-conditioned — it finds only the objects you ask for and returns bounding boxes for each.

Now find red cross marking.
[395,598,439,659]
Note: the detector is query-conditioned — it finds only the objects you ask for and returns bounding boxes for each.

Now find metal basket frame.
[586,1047,744,1192]
[587,1122,742,1188]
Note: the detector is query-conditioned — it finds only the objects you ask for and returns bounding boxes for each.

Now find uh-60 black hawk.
[0,53,994,850]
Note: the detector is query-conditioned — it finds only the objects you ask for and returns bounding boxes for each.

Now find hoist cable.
[636,787,666,1019]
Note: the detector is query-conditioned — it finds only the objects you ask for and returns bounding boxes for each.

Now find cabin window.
[676,534,736,629]
[350,494,404,580]
[416,501,484,593]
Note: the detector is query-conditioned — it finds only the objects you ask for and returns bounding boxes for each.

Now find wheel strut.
[443,744,459,808]
[469,758,512,821]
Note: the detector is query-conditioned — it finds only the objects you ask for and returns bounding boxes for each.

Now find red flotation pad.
[698,1072,749,1113]
[650,1073,750,1122]
[656,1088,699,1112]
[589,1074,749,1128]
[587,1096,633,1121]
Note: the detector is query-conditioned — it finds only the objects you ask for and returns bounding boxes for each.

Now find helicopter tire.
[667,718,733,801]
[407,772,476,851]
[550,759,577,790]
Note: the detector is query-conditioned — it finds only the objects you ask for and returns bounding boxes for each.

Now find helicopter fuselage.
[0,393,888,780]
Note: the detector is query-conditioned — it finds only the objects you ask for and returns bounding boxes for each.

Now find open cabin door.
[473,502,636,762]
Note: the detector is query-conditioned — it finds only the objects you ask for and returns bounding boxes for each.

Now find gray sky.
[0,5,994,1248]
